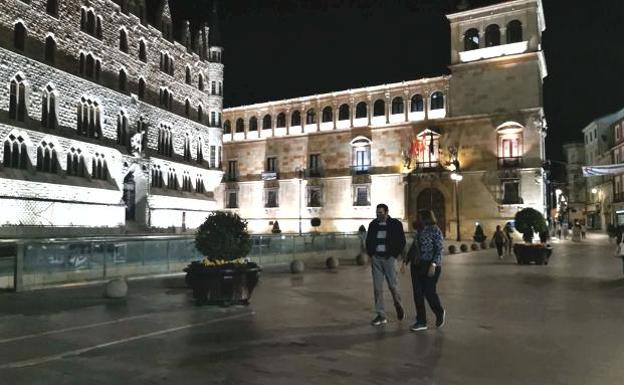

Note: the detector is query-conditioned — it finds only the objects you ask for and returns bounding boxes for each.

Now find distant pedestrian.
[366,204,406,326]
[493,225,506,259]
[581,223,587,239]
[408,209,445,332]
[504,222,514,256]
[572,221,582,242]
[615,226,624,276]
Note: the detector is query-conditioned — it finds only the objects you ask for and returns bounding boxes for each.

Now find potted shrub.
[184,212,261,305]
[513,208,551,265]
[271,221,282,234]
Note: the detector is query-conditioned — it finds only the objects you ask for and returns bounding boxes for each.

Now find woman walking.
[409,209,445,332]
[493,225,506,260]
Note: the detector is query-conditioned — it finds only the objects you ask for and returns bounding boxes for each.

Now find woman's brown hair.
[417,209,437,226]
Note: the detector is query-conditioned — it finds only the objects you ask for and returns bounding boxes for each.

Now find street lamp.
[296,167,304,236]
[450,171,463,241]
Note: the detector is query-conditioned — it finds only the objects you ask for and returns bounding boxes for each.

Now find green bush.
[514,208,548,243]
[195,212,252,261]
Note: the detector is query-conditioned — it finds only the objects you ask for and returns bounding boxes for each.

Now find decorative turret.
[160,0,173,41]
[180,20,192,51]
[208,0,224,63]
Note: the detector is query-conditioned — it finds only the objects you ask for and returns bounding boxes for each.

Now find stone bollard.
[448,245,457,254]
[460,244,468,252]
[105,278,128,299]
[326,256,339,269]
[480,241,488,250]
[290,260,305,274]
[471,243,479,251]
[355,253,368,266]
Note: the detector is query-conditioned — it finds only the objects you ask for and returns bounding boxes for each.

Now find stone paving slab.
[0,236,623,385]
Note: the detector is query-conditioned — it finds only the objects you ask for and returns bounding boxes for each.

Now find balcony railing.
[414,161,440,170]
[351,165,370,175]
[614,192,624,203]
[498,157,523,169]
[261,171,279,180]
[305,168,324,178]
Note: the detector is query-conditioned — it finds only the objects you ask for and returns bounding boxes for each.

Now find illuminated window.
[351,137,371,174]
[415,129,440,168]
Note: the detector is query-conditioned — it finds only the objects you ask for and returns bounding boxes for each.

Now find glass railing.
[3,233,364,290]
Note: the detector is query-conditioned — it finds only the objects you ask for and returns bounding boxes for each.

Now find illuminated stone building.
[0,0,224,235]
[219,0,548,238]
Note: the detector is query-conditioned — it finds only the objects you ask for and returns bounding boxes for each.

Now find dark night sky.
[159,0,624,161]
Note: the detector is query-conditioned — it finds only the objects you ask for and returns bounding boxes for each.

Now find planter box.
[184,262,262,306]
[513,244,552,265]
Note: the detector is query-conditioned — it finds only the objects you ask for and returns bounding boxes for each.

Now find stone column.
[500,27,507,46]
[271,110,276,137]
[424,90,430,121]
[385,92,391,124]
[404,90,410,122]
[367,96,372,126]
[286,108,291,135]
[301,104,306,134]
[350,99,355,128]
[333,102,338,130]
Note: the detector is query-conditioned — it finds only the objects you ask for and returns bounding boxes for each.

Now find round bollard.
[355,253,368,266]
[448,245,457,254]
[326,256,339,269]
[471,243,479,251]
[290,260,305,274]
[105,278,128,299]
[480,241,488,250]
[460,244,468,252]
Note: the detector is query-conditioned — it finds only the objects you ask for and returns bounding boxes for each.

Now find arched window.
[44,36,56,64]
[411,94,424,112]
[197,104,203,122]
[85,54,94,78]
[485,24,501,47]
[182,172,192,192]
[138,40,147,62]
[157,124,173,157]
[430,92,445,110]
[77,97,101,138]
[391,97,404,114]
[41,84,57,129]
[66,148,86,177]
[95,59,101,81]
[373,100,385,117]
[291,111,301,126]
[46,0,58,17]
[116,111,129,146]
[91,152,108,180]
[196,137,204,163]
[118,69,127,92]
[86,11,96,35]
[338,104,350,120]
[507,20,523,44]
[198,74,204,91]
[9,74,27,122]
[167,168,178,190]
[415,129,440,168]
[36,141,58,174]
[138,78,145,100]
[160,88,173,110]
[195,175,205,193]
[306,109,316,125]
[3,133,28,169]
[151,166,164,188]
[351,136,371,174]
[223,120,231,134]
[464,28,480,50]
[276,113,286,128]
[183,134,191,161]
[136,115,148,150]
[185,67,192,84]
[322,106,333,123]
[80,8,87,31]
[119,29,128,53]
[263,114,272,130]
[14,22,26,51]
[355,102,367,118]
[249,117,258,132]
[235,118,244,133]
[185,99,191,117]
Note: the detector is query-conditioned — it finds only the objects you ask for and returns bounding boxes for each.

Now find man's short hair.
[376,203,388,212]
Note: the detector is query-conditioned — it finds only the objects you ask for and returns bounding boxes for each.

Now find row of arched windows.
[5,74,220,160]
[150,166,206,193]
[10,20,219,126]
[2,133,108,180]
[463,20,523,51]
[223,92,444,134]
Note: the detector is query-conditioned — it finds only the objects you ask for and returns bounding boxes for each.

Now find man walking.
[366,203,406,326]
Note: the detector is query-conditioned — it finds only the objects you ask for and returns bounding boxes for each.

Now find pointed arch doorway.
[416,188,446,236]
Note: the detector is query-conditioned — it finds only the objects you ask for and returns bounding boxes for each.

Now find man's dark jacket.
[365,216,406,258]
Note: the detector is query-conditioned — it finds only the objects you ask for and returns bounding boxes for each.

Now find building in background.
[581,107,624,229]
[0,0,224,236]
[611,115,624,225]
[562,142,585,224]
[218,0,548,238]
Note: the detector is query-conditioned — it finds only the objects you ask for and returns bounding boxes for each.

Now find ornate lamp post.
[448,147,462,241]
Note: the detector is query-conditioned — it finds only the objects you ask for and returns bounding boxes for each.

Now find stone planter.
[184,262,262,306]
[513,244,552,265]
